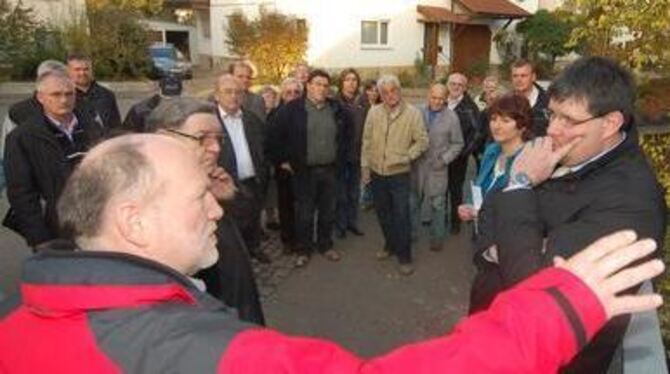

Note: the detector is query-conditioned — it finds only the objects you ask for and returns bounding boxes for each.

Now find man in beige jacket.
[361,75,429,275]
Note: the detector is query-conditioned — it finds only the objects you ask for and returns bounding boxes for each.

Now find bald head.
[58,135,191,244]
[427,83,448,111]
[447,73,468,100]
[59,134,222,274]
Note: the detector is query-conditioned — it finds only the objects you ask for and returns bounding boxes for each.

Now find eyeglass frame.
[163,128,224,146]
[542,108,606,128]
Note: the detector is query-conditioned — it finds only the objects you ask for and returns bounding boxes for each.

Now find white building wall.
[19,0,86,25]
[273,0,427,69]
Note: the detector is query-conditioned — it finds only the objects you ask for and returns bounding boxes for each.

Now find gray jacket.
[411,105,463,197]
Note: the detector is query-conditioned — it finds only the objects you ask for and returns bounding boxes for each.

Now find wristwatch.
[510,172,533,189]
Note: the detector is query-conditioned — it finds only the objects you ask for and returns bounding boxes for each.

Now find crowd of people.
[0,52,667,373]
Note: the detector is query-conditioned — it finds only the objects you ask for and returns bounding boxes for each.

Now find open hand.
[554,230,664,319]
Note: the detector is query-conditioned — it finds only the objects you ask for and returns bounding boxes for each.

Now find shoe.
[251,251,271,264]
[397,263,414,276]
[430,242,443,252]
[335,228,347,239]
[376,249,391,260]
[323,249,341,262]
[347,226,364,236]
[266,221,281,231]
[295,255,309,267]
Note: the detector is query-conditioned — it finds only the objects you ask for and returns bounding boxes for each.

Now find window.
[361,20,389,47]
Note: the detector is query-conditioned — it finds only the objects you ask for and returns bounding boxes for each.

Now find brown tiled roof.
[457,0,530,18]
[416,5,473,24]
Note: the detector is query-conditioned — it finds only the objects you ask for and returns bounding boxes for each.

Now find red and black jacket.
[1,250,606,373]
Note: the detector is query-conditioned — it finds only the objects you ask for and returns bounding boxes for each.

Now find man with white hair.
[214,73,270,264]
[1,60,68,154]
[3,71,104,250]
[0,133,664,371]
[361,74,428,275]
[445,72,480,235]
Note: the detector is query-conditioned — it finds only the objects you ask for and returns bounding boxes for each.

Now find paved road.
[264,210,475,357]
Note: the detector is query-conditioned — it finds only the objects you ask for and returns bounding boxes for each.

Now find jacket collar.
[20,250,203,316]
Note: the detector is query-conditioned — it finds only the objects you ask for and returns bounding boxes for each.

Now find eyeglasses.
[163,128,224,146]
[543,109,604,127]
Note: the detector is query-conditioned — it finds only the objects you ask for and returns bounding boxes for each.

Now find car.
[148,43,193,80]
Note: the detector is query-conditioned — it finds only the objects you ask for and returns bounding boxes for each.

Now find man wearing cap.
[122,75,183,133]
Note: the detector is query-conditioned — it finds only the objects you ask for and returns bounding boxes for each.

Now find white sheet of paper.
[471,182,483,211]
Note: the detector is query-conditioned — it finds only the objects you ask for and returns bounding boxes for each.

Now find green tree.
[564,0,670,70]
[0,0,43,78]
[85,6,151,78]
[226,9,308,83]
[517,9,576,71]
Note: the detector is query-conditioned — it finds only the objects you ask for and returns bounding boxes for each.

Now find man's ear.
[35,91,46,106]
[601,111,625,138]
[114,202,150,247]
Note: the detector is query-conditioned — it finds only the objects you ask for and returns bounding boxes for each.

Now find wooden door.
[452,24,491,73]
[423,23,439,66]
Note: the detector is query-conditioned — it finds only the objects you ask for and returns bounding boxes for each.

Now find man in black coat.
[146,97,265,325]
[3,71,104,249]
[445,72,480,234]
[67,53,122,130]
[122,74,183,133]
[475,56,667,373]
[511,59,550,136]
[213,73,270,264]
[273,69,352,267]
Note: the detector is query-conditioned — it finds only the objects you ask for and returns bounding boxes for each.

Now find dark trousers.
[447,155,469,228]
[336,161,361,231]
[292,165,336,255]
[371,172,411,264]
[225,178,263,254]
[195,216,265,325]
[275,166,295,246]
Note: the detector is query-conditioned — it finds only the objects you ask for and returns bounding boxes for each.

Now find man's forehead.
[40,76,74,90]
[448,75,466,84]
[549,96,591,115]
[512,65,532,75]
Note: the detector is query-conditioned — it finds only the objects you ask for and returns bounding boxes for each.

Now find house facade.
[166,0,547,74]
[15,0,563,75]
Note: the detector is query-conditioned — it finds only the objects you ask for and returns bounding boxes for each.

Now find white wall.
[276,0,444,68]
[207,0,464,69]
[18,0,86,25]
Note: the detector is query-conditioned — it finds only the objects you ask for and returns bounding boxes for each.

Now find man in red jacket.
[0,134,663,373]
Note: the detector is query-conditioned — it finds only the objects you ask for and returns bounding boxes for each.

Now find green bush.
[226,9,308,84]
[0,0,151,80]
